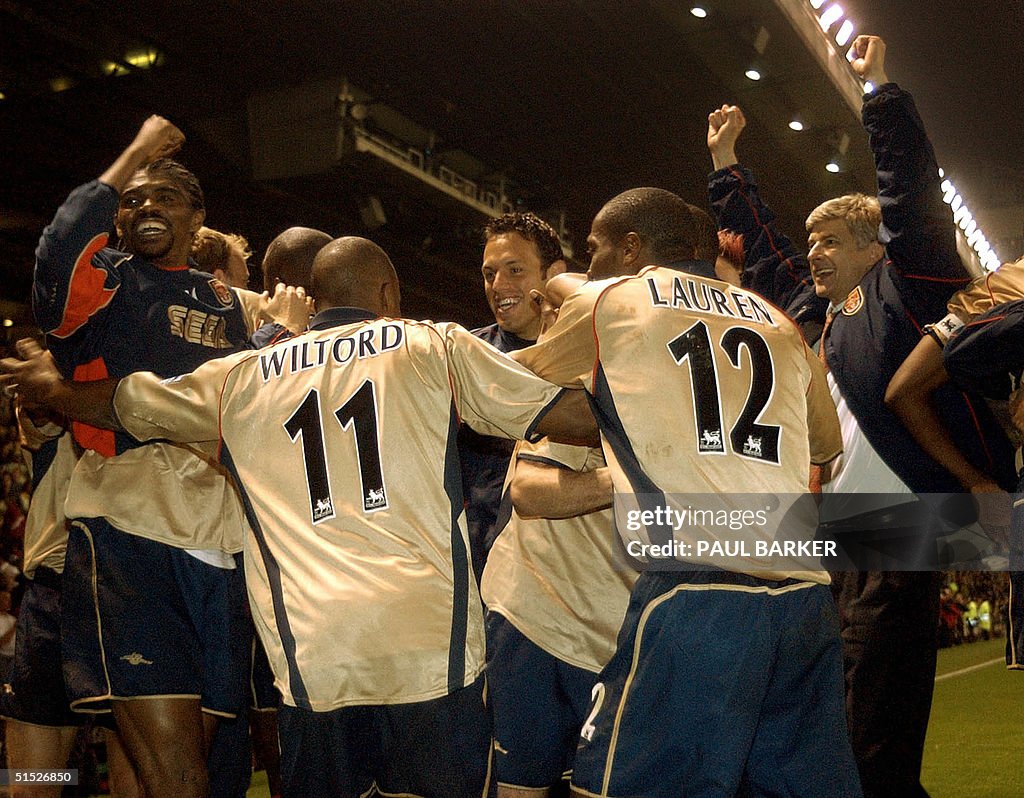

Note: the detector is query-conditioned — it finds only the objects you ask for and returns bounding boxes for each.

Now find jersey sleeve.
[946,258,1024,323]
[513,286,599,388]
[864,84,966,292]
[804,344,842,465]
[517,436,593,473]
[943,299,1024,399]
[442,324,566,442]
[233,288,268,336]
[707,165,825,324]
[33,180,125,341]
[113,353,249,444]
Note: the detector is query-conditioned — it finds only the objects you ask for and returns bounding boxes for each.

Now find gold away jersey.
[18,416,76,578]
[516,264,840,582]
[481,439,638,673]
[929,257,1024,345]
[113,311,564,711]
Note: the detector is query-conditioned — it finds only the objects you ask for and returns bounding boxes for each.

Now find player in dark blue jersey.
[458,212,567,581]
[32,116,265,798]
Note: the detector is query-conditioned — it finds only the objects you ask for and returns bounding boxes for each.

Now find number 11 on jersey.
[284,380,389,524]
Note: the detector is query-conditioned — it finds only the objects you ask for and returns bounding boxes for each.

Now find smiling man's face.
[807,217,881,304]
[116,171,204,268]
[481,232,550,340]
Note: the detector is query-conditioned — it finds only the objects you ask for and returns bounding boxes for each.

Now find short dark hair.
[598,188,718,263]
[141,158,204,210]
[483,212,564,270]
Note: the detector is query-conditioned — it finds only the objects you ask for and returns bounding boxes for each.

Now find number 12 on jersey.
[284,380,389,523]
[667,320,781,464]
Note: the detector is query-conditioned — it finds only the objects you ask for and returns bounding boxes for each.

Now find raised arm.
[857,35,964,289]
[98,115,185,193]
[706,106,824,325]
[33,116,186,342]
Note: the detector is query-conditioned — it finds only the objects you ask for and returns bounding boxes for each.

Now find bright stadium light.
[819,5,844,32]
[835,20,855,46]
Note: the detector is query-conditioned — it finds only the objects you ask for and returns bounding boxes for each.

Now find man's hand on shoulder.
[530,272,588,337]
[261,282,314,334]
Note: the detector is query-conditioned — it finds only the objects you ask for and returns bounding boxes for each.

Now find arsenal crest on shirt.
[841,286,864,316]
[208,278,235,307]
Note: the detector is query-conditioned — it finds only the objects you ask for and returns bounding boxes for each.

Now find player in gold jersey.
[1,236,595,798]
[514,187,858,798]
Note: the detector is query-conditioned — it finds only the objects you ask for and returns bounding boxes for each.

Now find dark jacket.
[710,84,1015,492]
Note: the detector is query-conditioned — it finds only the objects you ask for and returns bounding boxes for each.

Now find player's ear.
[189,209,206,237]
[380,279,401,317]
[622,232,642,266]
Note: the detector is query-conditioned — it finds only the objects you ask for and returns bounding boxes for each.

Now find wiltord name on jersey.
[259,322,405,382]
[646,276,776,325]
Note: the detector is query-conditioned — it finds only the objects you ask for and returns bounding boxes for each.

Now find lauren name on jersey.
[259,322,404,382]
[646,275,777,326]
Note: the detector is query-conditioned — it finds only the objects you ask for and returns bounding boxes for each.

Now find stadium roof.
[0,0,1018,333]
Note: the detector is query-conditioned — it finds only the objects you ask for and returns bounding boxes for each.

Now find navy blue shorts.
[571,570,861,798]
[61,518,250,717]
[0,567,82,728]
[250,635,279,711]
[486,611,596,789]
[277,674,495,798]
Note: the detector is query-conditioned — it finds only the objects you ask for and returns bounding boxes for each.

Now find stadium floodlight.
[819,5,844,32]
[835,20,855,46]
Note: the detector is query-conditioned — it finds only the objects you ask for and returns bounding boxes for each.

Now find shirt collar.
[309,307,378,331]
[658,259,718,280]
